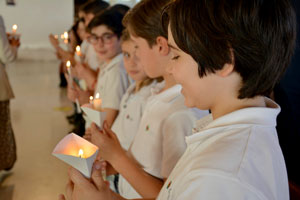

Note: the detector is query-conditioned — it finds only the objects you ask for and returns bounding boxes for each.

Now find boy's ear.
[156,36,169,56]
[216,63,234,77]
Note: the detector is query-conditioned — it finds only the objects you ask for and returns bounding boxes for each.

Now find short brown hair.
[164,0,296,99]
[123,0,170,47]
[87,9,125,38]
[121,29,131,44]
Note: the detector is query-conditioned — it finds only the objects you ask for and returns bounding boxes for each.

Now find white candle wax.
[93,93,102,111]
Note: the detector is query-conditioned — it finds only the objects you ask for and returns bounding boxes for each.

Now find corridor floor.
[0,58,74,200]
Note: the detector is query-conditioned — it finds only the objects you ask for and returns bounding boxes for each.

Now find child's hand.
[49,34,59,49]
[74,83,91,105]
[59,161,118,200]
[74,62,97,89]
[83,128,92,142]
[66,78,78,102]
[90,122,125,165]
[74,62,87,79]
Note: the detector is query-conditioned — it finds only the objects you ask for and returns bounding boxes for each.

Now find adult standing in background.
[0,15,19,174]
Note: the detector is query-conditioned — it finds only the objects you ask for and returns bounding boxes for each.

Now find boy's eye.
[172,55,180,60]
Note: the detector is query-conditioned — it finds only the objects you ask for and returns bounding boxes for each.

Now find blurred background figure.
[0,15,20,180]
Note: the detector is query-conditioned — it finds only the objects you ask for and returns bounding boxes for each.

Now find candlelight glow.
[12,24,18,33]
[66,61,71,68]
[78,149,84,158]
[13,24,18,30]
[60,34,64,39]
[95,93,100,99]
[64,31,69,39]
[54,35,58,39]
[76,45,81,53]
[90,96,94,101]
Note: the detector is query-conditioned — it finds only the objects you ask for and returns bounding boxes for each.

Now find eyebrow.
[168,43,180,51]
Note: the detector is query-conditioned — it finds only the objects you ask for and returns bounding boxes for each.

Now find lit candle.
[66,60,72,75]
[64,31,69,39]
[60,34,65,40]
[76,45,81,56]
[78,149,84,158]
[12,24,18,34]
[89,96,94,105]
[64,31,69,44]
[54,34,58,39]
[93,93,102,111]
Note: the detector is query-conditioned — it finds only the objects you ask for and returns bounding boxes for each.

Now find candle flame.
[95,93,100,99]
[12,24,18,31]
[60,34,64,39]
[54,35,58,39]
[90,96,94,101]
[78,149,84,158]
[76,45,81,53]
[64,31,69,39]
[66,61,71,68]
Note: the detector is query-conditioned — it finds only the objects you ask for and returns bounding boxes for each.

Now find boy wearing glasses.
[86,9,131,128]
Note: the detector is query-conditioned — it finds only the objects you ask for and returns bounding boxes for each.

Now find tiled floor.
[0,58,74,200]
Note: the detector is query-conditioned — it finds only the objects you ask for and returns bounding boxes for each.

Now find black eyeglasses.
[87,33,116,45]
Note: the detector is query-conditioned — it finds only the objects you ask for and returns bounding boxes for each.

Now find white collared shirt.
[157,98,289,200]
[94,54,130,110]
[118,82,209,199]
[111,81,156,150]
[82,41,102,71]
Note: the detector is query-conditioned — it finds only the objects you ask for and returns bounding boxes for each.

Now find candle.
[66,60,71,75]
[64,31,69,44]
[12,24,18,34]
[93,93,102,111]
[64,31,69,39]
[52,133,99,178]
[60,34,65,40]
[78,149,84,158]
[76,45,81,56]
[89,96,94,105]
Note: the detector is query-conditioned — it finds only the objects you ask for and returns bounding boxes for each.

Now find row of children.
[53,0,296,199]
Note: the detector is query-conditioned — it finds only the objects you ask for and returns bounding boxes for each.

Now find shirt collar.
[151,82,182,103]
[186,97,280,145]
[102,53,123,73]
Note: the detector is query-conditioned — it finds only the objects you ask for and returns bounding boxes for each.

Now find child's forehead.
[121,40,135,49]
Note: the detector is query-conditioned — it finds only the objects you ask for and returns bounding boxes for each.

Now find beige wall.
[0,0,74,50]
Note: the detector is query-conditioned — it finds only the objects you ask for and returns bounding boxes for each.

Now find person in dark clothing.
[274,0,300,198]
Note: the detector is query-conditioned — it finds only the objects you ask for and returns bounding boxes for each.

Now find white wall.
[0,0,74,50]
[105,0,139,7]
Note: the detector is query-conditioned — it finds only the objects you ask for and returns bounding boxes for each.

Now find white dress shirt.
[157,98,289,200]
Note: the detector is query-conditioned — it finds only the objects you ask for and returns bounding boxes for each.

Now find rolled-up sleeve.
[0,16,17,64]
